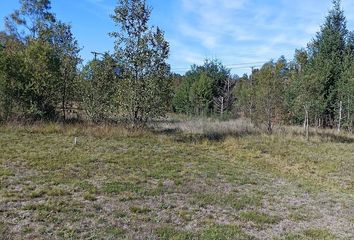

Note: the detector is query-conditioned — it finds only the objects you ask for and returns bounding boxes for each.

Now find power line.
[225,61,266,67]
[171,61,266,71]
[171,64,263,73]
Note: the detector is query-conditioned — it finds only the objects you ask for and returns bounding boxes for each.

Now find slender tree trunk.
[304,106,309,141]
[267,108,273,134]
[62,75,67,121]
[220,97,224,117]
[348,96,351,131]
[267,119,272,134]
[338,101,342,132]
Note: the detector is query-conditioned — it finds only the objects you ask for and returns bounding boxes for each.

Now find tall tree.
[5,0,56,40]
[172,59,233,116]
[252,58,288,133]
[306,0,350,126]
[172,73,194,114]
[51,22,81,120]
[190,72,213,115]
[80,54,118,122]
[111,0,171,124]
[337,32,354,131]
[234,74,253,119]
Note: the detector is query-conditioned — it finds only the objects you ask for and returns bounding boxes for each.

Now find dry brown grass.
[154,115,354,143]
[0,117,353,239]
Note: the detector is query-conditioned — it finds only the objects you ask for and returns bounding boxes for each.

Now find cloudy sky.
[1,0,354,75]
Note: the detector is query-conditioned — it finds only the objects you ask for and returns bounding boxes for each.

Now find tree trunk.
[348,96,351,131]
[304,106,309,141]
[220,97,224,117]
[267,119,272,134]
[338,101,342,132]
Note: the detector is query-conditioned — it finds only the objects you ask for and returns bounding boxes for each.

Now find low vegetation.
[0,119,353,239]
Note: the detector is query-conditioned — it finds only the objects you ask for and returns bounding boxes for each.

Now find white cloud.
[169,0,354,75]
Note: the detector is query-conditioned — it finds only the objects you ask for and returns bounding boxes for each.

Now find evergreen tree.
[172,59,233,116]
[172,65,199,114]
[338,32,354,130]
[306,0,350,126]
[190,72,214,115]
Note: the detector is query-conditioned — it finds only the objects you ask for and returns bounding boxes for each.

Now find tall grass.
[2,116,353,143]
[0,121,149,138]
[154,115,354,143]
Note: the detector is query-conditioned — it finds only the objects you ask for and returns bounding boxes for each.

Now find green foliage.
[22,39,61,119]
[5,0,56,40]
[189,72,214,115]
[299,0,353,127]
[0,35,25,120]
[111,0,171,124]
[172,59,234,116]
[238,58,287,133]
[80,55,118,122]
[51,22,82,120]
[233,1,353,133]
[0,0,81,121]
[337,33,354,130]
[172,76,194,113]
[234,74,252,118]
[0,38,61,120]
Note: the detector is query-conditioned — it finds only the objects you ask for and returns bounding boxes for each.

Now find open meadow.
[0,118,353,239]
[1,0,354,239]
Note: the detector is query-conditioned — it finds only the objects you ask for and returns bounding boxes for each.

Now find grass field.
[0,119,353,239]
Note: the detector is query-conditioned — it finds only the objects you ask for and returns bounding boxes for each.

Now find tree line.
[0,0,170,125]
[173,0,354,133]
[0,0,353,132]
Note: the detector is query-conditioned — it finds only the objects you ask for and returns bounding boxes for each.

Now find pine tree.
[190,72,213,115]
[338,32,354,131]
[172,59,233,116]
[306,0,349,126]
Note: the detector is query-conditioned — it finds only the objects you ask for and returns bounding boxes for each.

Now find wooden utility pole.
[91,51,104,61]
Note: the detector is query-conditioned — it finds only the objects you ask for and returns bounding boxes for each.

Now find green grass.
[156,224,254,240]
[239,211,281,225]
[0,123,353,239]
[277,229,337,240]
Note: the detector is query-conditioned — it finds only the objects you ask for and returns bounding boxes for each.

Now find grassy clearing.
[0,120,353,239]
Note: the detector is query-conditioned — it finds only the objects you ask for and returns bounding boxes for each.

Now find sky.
[1,0,354,76]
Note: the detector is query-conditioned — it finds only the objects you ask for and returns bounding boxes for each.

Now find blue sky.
[1,0,354,75]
